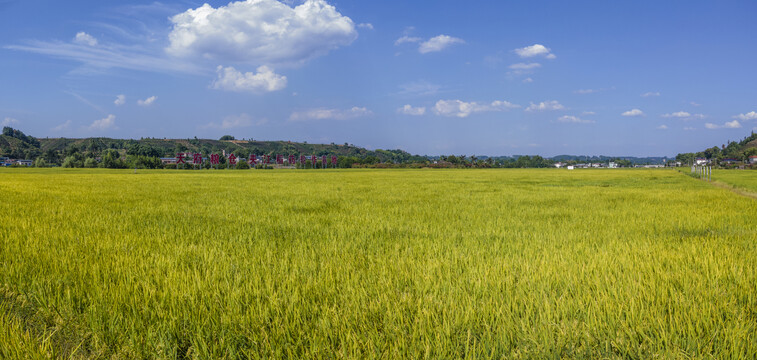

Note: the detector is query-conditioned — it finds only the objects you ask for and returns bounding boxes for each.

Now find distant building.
[160,157,177,165]
[749,156,757,164]
[608,162,618,168]
[15,160,33,166]
[567,165,575,170]
[695,158,708,165]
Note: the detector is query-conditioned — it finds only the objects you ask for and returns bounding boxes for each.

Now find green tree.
[235,159,250,169]
[62,156,82,168]
[33,158,47,168]
[84,158,98,168]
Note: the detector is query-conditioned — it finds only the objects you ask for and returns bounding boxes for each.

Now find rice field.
[1,168,756,359]
[711,169,757,193]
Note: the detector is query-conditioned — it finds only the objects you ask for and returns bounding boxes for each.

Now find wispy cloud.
[52,120,72,132]
[1,117,19,126]
[395,33,464,54]
[394,36,422,46]
[509,62,541,70]
[290,107,372,121]
[397,80,442,96]
[66,91,105,113]
[705,120,741,129]
[621,109,645,117]
[201,113,266,130]
[640,92,660,97]
[434,99,519,118]
[114,94,126,106]
[661,111,705,120]
[418,35,464,54]
[7,40,203,75]
[525,100,564,112]
[137,96,157,106]
[397,105,426,116]
[87,114,117,131]
[557,115,594,124]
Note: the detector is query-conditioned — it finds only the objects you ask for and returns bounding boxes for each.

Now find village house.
[750,155,757,164]
[694,158,708,165]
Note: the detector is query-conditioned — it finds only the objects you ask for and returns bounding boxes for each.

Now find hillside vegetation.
[676,131,757,164]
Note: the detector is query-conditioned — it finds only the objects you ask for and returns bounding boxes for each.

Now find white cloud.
[657,125,668,130]
[621,109,645,117]
[690,101,701,107]
[514,44,555,59]
[211,65,287,93]
[522,77,533,83]
[52,120,71,132]
[167,0,357,66]
[290,106,372,121]
[734,111,757,121]
[582,111,596,115]
[705,120,742,129]
[525,100,564,112]
[73,32,98,46]
[1,117,19,126]
[509,62,541,70]
[641,92,660,97]
[418,35,464,54]
[557,115,594,124]
[684,127,696,131]
[114,94,126,106]
[662,111,690,118]
[397,105,426,116]
[137,96,157,106]
[87,114,116,131]
[201,113,266,129]
[662,111,705,119]
[394,36,422,46]
[357,23,374,30]
[433,99,519,118]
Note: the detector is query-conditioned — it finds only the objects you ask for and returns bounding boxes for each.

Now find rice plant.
[1,168,755,358]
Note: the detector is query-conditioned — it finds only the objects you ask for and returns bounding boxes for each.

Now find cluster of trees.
[429,155,555,168]
[676,132,757,165]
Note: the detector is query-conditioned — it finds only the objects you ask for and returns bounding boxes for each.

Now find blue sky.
[1,0,756,157]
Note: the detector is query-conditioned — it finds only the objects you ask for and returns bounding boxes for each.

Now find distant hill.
[0,127,42,159]
[1,128,425,165]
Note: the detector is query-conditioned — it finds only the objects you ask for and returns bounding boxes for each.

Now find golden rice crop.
[710,169,757,193]
[1,168,755,359]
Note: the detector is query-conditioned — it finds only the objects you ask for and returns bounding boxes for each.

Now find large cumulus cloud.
[167,0,358,66]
